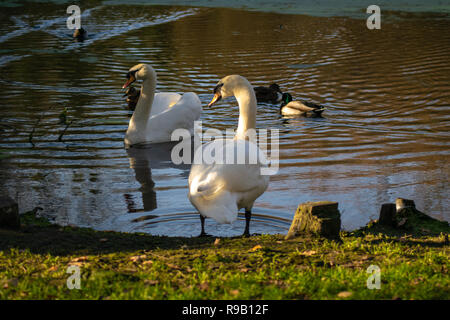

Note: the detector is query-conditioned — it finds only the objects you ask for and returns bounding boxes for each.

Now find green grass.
[0,211,448,300]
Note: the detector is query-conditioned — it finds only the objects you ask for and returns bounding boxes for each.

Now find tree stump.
[378,203,396,227]
[396,198,415,212]
[286,201,341,241]
[0,196,20,229]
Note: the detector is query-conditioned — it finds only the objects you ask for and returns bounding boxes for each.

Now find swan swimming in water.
[188,75,270,237]
[122,63,202,148]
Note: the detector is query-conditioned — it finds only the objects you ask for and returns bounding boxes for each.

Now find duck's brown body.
[123,86,140,110]
[254,83,283,104]
[73,28,87,42]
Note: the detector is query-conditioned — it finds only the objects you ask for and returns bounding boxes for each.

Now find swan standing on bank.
[188,75,270,237]
[122,64,201,147]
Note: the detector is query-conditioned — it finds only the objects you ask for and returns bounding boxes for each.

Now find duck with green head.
[280,93,325,117]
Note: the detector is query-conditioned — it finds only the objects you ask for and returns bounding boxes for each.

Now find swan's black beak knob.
[208,83,223,107]
[123,71,136,89]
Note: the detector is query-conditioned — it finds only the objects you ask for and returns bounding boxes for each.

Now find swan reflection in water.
[125,139,194,220]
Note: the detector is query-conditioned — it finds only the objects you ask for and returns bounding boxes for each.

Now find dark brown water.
[0,3,449,236]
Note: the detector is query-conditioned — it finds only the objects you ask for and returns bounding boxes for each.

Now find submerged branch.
[57,119,74,142]
[28,115,43,147]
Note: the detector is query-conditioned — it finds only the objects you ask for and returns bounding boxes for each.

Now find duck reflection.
[125,140,194,215]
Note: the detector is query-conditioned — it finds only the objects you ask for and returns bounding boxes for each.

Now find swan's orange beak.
[123,74,136,89]
[207,93,222,107]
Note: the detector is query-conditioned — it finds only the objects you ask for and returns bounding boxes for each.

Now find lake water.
[0,1,449,236]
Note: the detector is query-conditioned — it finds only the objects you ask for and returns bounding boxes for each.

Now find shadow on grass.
[0,215,217,256]
[1,210,448,256]
[348,219,449,249]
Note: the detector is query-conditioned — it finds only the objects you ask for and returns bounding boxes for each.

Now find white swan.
[188,75,270,236]
[122,64,201,147]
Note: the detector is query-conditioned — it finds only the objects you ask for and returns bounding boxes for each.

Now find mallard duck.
[280,93,325,117]
[73,28,87,42]
[122,63,202,147]
[254,83,283,103]
[123,86,140,111]
[189,75,270,237]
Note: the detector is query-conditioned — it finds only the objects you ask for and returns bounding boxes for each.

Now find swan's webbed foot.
[242,210,252,237]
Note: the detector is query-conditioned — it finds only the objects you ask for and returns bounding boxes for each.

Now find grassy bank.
[0,211,448,299]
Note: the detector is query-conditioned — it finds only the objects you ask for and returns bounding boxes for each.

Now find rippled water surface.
[0,2,449,236]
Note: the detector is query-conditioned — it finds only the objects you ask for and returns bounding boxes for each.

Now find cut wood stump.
[378,203,396,227]
[391,198,449,233]
[396,198,415,212]
[286,201,341,241]
[0,196,20,229]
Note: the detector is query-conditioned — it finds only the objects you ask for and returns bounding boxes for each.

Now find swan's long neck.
[130,74,156,128]
[234,84,257,140]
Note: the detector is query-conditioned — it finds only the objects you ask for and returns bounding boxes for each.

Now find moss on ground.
[0,211,448,300]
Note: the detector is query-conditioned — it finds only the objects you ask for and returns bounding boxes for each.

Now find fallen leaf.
[199,282,209,291]
[249,245,262,252]
[3,278,19,289]
[166,263,180,270]
[230,289,240,296]
[214,238,221,246]
[69,262,83,267]
[48,265,58,272]
[337,291,353,298]
[240,268,249,273]
[301,250,317,256]
[130,255,146,262]
[142,260,153,265]
[71,256,88,263]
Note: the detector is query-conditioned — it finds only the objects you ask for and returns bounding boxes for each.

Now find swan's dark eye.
[213,83,223,93]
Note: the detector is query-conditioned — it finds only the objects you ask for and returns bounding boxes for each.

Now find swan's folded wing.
[151,93,182,116]
[146,92,201,140]
[172,92,202,118]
